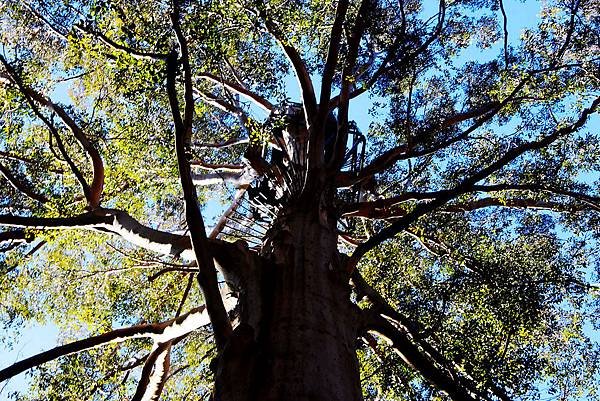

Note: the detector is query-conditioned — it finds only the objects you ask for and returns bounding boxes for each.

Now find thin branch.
[0,161,48,203]
[196,72,273,112]
[499,0,509,68]
[74,23,169,61]
[0,65,91,200]
[21,0,69,41]
[339,100,504,187]
[347,96,600,270]
[0,57,104,208]
[328,0,446,110]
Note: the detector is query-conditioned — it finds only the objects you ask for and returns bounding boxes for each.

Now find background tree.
[0,0,599,400]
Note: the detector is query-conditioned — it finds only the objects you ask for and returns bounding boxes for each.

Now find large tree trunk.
[213,206,363,401]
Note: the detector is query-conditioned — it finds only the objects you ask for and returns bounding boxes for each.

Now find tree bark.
[213,208,363,401]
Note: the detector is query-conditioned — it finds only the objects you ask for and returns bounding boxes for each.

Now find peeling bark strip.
[131,342,172,401]
[0,307,209,382]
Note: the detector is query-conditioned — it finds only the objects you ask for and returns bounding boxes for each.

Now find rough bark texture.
[213,206,362,401]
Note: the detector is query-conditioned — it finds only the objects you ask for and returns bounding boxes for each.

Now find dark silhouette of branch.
[318,0,349,117]
[342,182,600,219]
[0,65,90,201]
[354,271,511,401]
[499,0,509,68]
[329,0,373,172]
[367,314,494,401]
[167,6,233,350]
[254,0,317,122]
[21,1,69,40]
[0,161,48,203]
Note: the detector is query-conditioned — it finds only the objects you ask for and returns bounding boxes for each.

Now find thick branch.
[368,315,483,401]
[131,342,172,401]
[167,39,232,350]
[354,271,509,401]
[254,1,317,122]
[0,209,253,269]
[329,0,372,171]
[318,0,349,113]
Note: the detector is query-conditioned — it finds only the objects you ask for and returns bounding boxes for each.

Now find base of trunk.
[213,210,362,401]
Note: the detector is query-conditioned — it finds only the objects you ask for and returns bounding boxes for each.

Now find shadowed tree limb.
[168,5,232,350]
[0,68,90,202]
[318,0,349,113]
[0,230,29,246]
[329,0,372,172]
[354,271,511,401]
[314,0,350,166]
[20,0,69,40]
[499,0,509,68]
[366,314,494,401]
[0,229,32,253]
